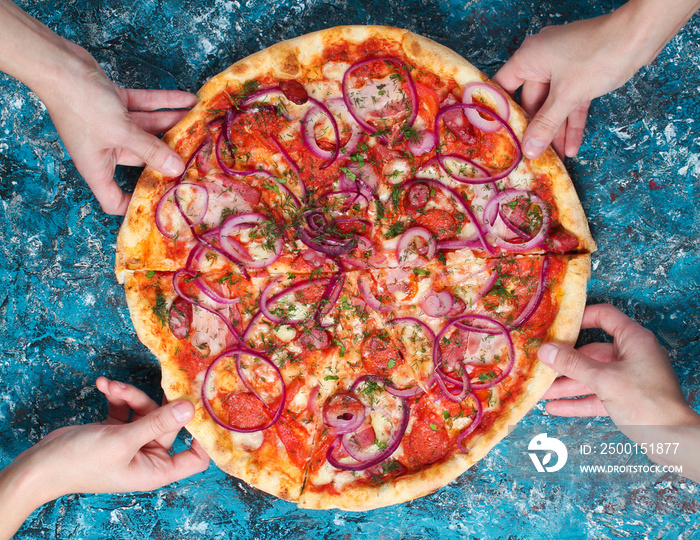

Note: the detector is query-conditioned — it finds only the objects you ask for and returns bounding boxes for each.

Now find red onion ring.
[357,274,393,312]
[218,212,283,269]
[155,183,209,239]
[301,98,340,168]
[395,227,437,267]
[435,103,522,183]
[201,347,286,433]
[482,190,551,252]
[419,289,454,318]
[462,82,511,133]
[315,273,345,327]
[436,154,490,184]
[259,277,331,325]
[326,97,363,154]
[408,130,437,156]
[323,393,366,435]
[341,56,418,144]
[510,256,549,328]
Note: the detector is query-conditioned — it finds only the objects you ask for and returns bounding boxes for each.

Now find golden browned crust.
[116,26,595,511]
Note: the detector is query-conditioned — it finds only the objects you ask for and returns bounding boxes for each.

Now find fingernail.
[538,343,559,366]
[172,401,193,422]
[523,138,545,159]
[162,155,184,176]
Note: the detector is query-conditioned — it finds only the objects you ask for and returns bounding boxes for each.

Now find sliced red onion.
[434,359,471,403]
[510,257,549,328]
[315,273,345,327]
[259,277,330,325]
[218,212,283,269]
[301,98,340,168]
[395,227,437,266]
[172,270,243,347]
[436,239,483,250]
[419,289,454,318]
[194,275,242,305]
[435,103,522,183]
[384,384,425,398]
[342,56,418,144]
[436,154,491,184]
[482,190,551,252]
[271,137,306,201]
[297,226,357,258]
[408,130,437,156]
[357,274,393,312]
[241,87,294,119]
[323,393,366,435]
[462,82,511,133]
[433,313,515,392]
[404,177,494,256]
[326,97,363,154]
[326,376,410,471]
[456,393,484,452]
[473,268,500,306]
[201,348,286,433]
[155,183,209,239]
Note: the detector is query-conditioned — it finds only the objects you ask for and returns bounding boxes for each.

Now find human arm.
[0,377,209,539]
[493,0,700,160]
[0,0,197,215]
[538,304,700,482]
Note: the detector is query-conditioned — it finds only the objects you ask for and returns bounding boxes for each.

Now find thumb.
[122,127,186,178]
[538,342,602,391]
[127,400,195,449]
[521,95,574,160]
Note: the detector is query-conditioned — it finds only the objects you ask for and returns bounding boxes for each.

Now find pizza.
[115,25,595,510]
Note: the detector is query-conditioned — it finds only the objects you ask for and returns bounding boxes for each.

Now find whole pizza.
[115,25,595,510]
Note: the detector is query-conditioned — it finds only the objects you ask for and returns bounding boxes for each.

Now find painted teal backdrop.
[1,0,699,538]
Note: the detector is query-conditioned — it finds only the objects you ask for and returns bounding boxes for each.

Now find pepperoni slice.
[221,392,271,430]
[403,401,450,468]
[168,297,192,339]
[405,183,430,211]
[279,80,309,105]
[360,330,404,375]
[415,209,458,240]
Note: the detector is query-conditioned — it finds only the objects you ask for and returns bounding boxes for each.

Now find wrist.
[612,0,700,67]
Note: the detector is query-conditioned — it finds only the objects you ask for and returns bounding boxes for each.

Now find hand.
[38,43,196,215]
[493,14,646,160]
[538,304,697,426]
[19,377,209,497]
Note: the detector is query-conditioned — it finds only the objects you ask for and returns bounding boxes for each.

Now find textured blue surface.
[1,0,699,538]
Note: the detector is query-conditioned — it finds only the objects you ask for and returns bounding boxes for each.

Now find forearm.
[0,0,89,102]
[0,458,56,540]
[614,0,700,68]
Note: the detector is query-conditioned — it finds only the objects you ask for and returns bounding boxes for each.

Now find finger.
[80,167,132,215]
[542,376,594,400]
[545,395,609,417]
[98,378,160,424]
[492,58,526,95]
[126,400,195,450]
[580,304,647,342]
[519,80,550,118]
[120,88,198,112]
[119,127,186,178]
[551,119,567,160]
[538,342,609,390]
[116,149,146,167]
[563,101,590,157]
[521,94,576,160]
[576,342,615,363]
[130,110,191,135]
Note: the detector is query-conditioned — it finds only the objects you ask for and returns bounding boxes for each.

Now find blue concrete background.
[1,0,699,538]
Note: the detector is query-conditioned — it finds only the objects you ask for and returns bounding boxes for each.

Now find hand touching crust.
[36,43,197,215]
